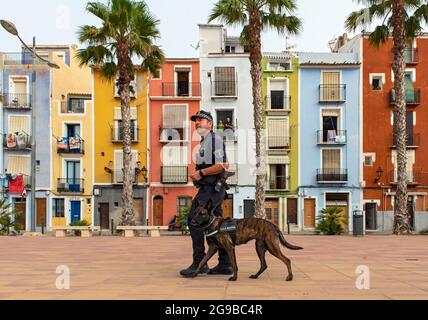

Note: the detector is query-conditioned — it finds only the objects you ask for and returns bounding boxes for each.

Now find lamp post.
[1,19,59,232]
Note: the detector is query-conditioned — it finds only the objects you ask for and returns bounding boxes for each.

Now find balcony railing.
[267,176,289,190]
[0,52,45,65]
[317,130,347,145]
[161,166,188,184]
[404,48,419,64]
[57,137,85,154]
[317,169,348,183]
[216,129,237,142]
[389,170,422,185]
[111,126,139,143]
[161,82,201,97]
[159,128,186,143]
[391,133,420,148]
[3,132,31,150]
[265,95,291,111]
[57,178,84,193]
[390,88,421,105]
[60,101,85,114]
[226,165,238,186]
[0,93,32,109]
[319,85,346,102]
[112,169,137,184]
[211,81,238,98]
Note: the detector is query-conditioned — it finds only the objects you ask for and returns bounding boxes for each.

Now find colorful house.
[262,52,299,231]
[92,67,149,230]
[36,45,93,227]
[298,52,363,233]
[336,33,428,232]
[0,49,51,232]
[198,24,256,220]
[148,59,200,225]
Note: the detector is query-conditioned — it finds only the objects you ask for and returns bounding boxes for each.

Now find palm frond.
[208,0,247,25]
[368,24,390,46]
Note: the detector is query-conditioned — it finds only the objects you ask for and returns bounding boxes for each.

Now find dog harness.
[205,219,238,245]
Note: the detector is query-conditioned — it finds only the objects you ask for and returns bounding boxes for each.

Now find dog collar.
[203,216,216,230]
[205,230,218,237]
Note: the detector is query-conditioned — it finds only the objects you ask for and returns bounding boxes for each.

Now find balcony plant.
[315,207,346,235]
[0,199,22,236]
[70,220,91,236]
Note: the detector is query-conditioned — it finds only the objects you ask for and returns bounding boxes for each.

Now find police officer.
[180,110,233,277]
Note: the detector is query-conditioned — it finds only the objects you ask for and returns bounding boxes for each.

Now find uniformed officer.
[180,110,233,277]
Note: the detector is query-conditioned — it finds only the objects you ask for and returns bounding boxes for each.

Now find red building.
[148,59,201,225]
[361,34,428,232]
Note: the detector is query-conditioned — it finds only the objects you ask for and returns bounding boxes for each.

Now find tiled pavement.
[0,235,428,300]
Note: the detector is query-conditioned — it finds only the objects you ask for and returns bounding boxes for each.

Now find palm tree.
[77,0,164,225]
[346,0,428,234]
[209,0,302,218]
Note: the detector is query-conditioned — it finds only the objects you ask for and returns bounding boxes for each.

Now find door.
[322,115,338,142]
[36,198,46,227]
[153,197,163,226]
[304,199,316,228]
[66,124,81,138]
[243,199,256,218]
[404,73,414,102]
[365,203,377,230]
[322,71,341,101]
[176,71,190,96]
[66,160,81,192]
[393,111,414,146]
[287,198,298,224]
[70,201,81,224]
[99,203,110,230]
[265,199,279,226]
[221,195,233,219]
[407,196,415,230]
[133,198,144,225]
[14,199,26,231]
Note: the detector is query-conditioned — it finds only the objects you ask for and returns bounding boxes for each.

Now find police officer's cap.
[190,110,213,123]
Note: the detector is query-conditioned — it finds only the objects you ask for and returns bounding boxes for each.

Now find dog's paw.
[249,275,258,279]
[228,276,237,282]
[285,275,293,282]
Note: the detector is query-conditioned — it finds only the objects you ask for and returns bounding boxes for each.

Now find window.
[161,105,187,142]
[321,71,341,101]
[268,61,292,71]
[178,197,192,215]
[267,118,289,149]
[392,150,415,182]
[214,67,236,96]
[11,77,29,106]
[114,108,138,141]
[364,155,373,166]
[225,46,236,53]
[216,110,235,140]
[269,164,287,190]
[175,67,190,96]
[114,150,138,183]
[321,109,344,143]
[322,149,340,170]
[53,199,65,218]
[66,98,86,114]
[268,79,289,110]
[372,77,382,90]
[114,76,136,98]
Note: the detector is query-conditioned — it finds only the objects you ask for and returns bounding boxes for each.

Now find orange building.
[148,59,201,225]
[360,34,428,232]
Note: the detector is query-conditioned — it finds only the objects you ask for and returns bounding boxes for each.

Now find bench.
[116,226,169,238]
[50,226,100,238]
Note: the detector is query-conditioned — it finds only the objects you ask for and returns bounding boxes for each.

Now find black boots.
[180,262,209,277]
[208,264,233,275]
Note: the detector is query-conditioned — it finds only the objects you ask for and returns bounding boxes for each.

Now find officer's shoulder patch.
[214,148,224,159]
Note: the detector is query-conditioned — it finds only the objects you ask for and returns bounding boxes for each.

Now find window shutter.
[9,116,30,133]
[322,149,340,169]
[163,105,187,129]
[114,108,122,120]
[268,118,289,148]
[7,155,30,175]
[214,67,236,96]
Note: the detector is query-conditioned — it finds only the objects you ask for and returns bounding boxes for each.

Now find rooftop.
[299,52,360,65]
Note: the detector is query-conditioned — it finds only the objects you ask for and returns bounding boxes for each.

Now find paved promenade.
[0,235,427,300]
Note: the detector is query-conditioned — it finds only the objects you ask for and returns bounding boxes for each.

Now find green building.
[262,52,299,232]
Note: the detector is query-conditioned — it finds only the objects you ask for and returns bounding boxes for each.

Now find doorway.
[243,199,255,218]
[304,198,316,228]
[365,202,377,230]
[14,198,26,231]
[265,198,280,226]
[36,198,47,228]
[153,196,164,226]
[221,194,234,219]
[133,198,144,225]
[70,200,81,224]
[287,198,298,224]
[99,203,110,230]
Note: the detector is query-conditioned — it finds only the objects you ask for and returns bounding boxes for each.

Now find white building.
[198,24,256,219]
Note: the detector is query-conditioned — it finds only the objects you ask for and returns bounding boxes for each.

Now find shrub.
[419,228,428,235]
[70,220,91,236]
[0,199,22,236]
[315,207,346,235]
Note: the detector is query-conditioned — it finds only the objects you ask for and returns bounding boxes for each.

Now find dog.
[189,200,303,282]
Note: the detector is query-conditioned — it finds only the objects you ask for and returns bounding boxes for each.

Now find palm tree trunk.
[118,46,136,226]
[248,9,266,219]
[391,0,411,234]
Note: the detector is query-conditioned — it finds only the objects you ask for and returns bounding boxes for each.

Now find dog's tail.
[276,227,303,250]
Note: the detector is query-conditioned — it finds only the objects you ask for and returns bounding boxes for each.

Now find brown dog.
[189,200,303,282]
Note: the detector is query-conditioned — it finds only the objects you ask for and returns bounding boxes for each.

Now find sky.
[0,0,363,57]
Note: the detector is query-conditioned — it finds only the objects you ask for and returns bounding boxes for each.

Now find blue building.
[298,52,363,233]
[0,51,51,232]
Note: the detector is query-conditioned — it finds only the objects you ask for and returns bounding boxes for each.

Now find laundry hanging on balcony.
[6,133,17,148]
[68,137,81,151]
[16,132,29,149]
[57,137,68,151]
[9,175,24,194]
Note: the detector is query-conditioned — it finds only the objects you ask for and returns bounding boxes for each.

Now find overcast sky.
[1,0,365,57]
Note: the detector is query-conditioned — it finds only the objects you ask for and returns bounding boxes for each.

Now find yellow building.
[92,68,149,230]
[36,45,93,227]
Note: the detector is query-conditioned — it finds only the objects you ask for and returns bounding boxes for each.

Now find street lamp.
[1,19,60,233]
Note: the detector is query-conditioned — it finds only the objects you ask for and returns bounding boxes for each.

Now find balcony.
[60,101,85,114]
[389,170,422,186]
[319,85,346,102]
[6,174,31,191]
[265,95,291,111]
[267,176,289,191]
[0,93,32,109]
[390,133,420,149]
[267,136,291,151]
[226,165,238,186]
[390,88,421,106]
[161,166,188,184]
[0,52,45,65]
[111,126,139,143]
[111,169,138,184]
[216,129,237,142]
[57,137,85,154]
[317,130,347,145]
[211,81,238,99]
[159,128,186,143]
[317,169,348,183]
[57,178,84,193]
[3,132,31,150]
[161,82,201,97]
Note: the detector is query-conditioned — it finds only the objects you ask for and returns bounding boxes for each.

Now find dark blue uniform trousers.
[188,183,230,266]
